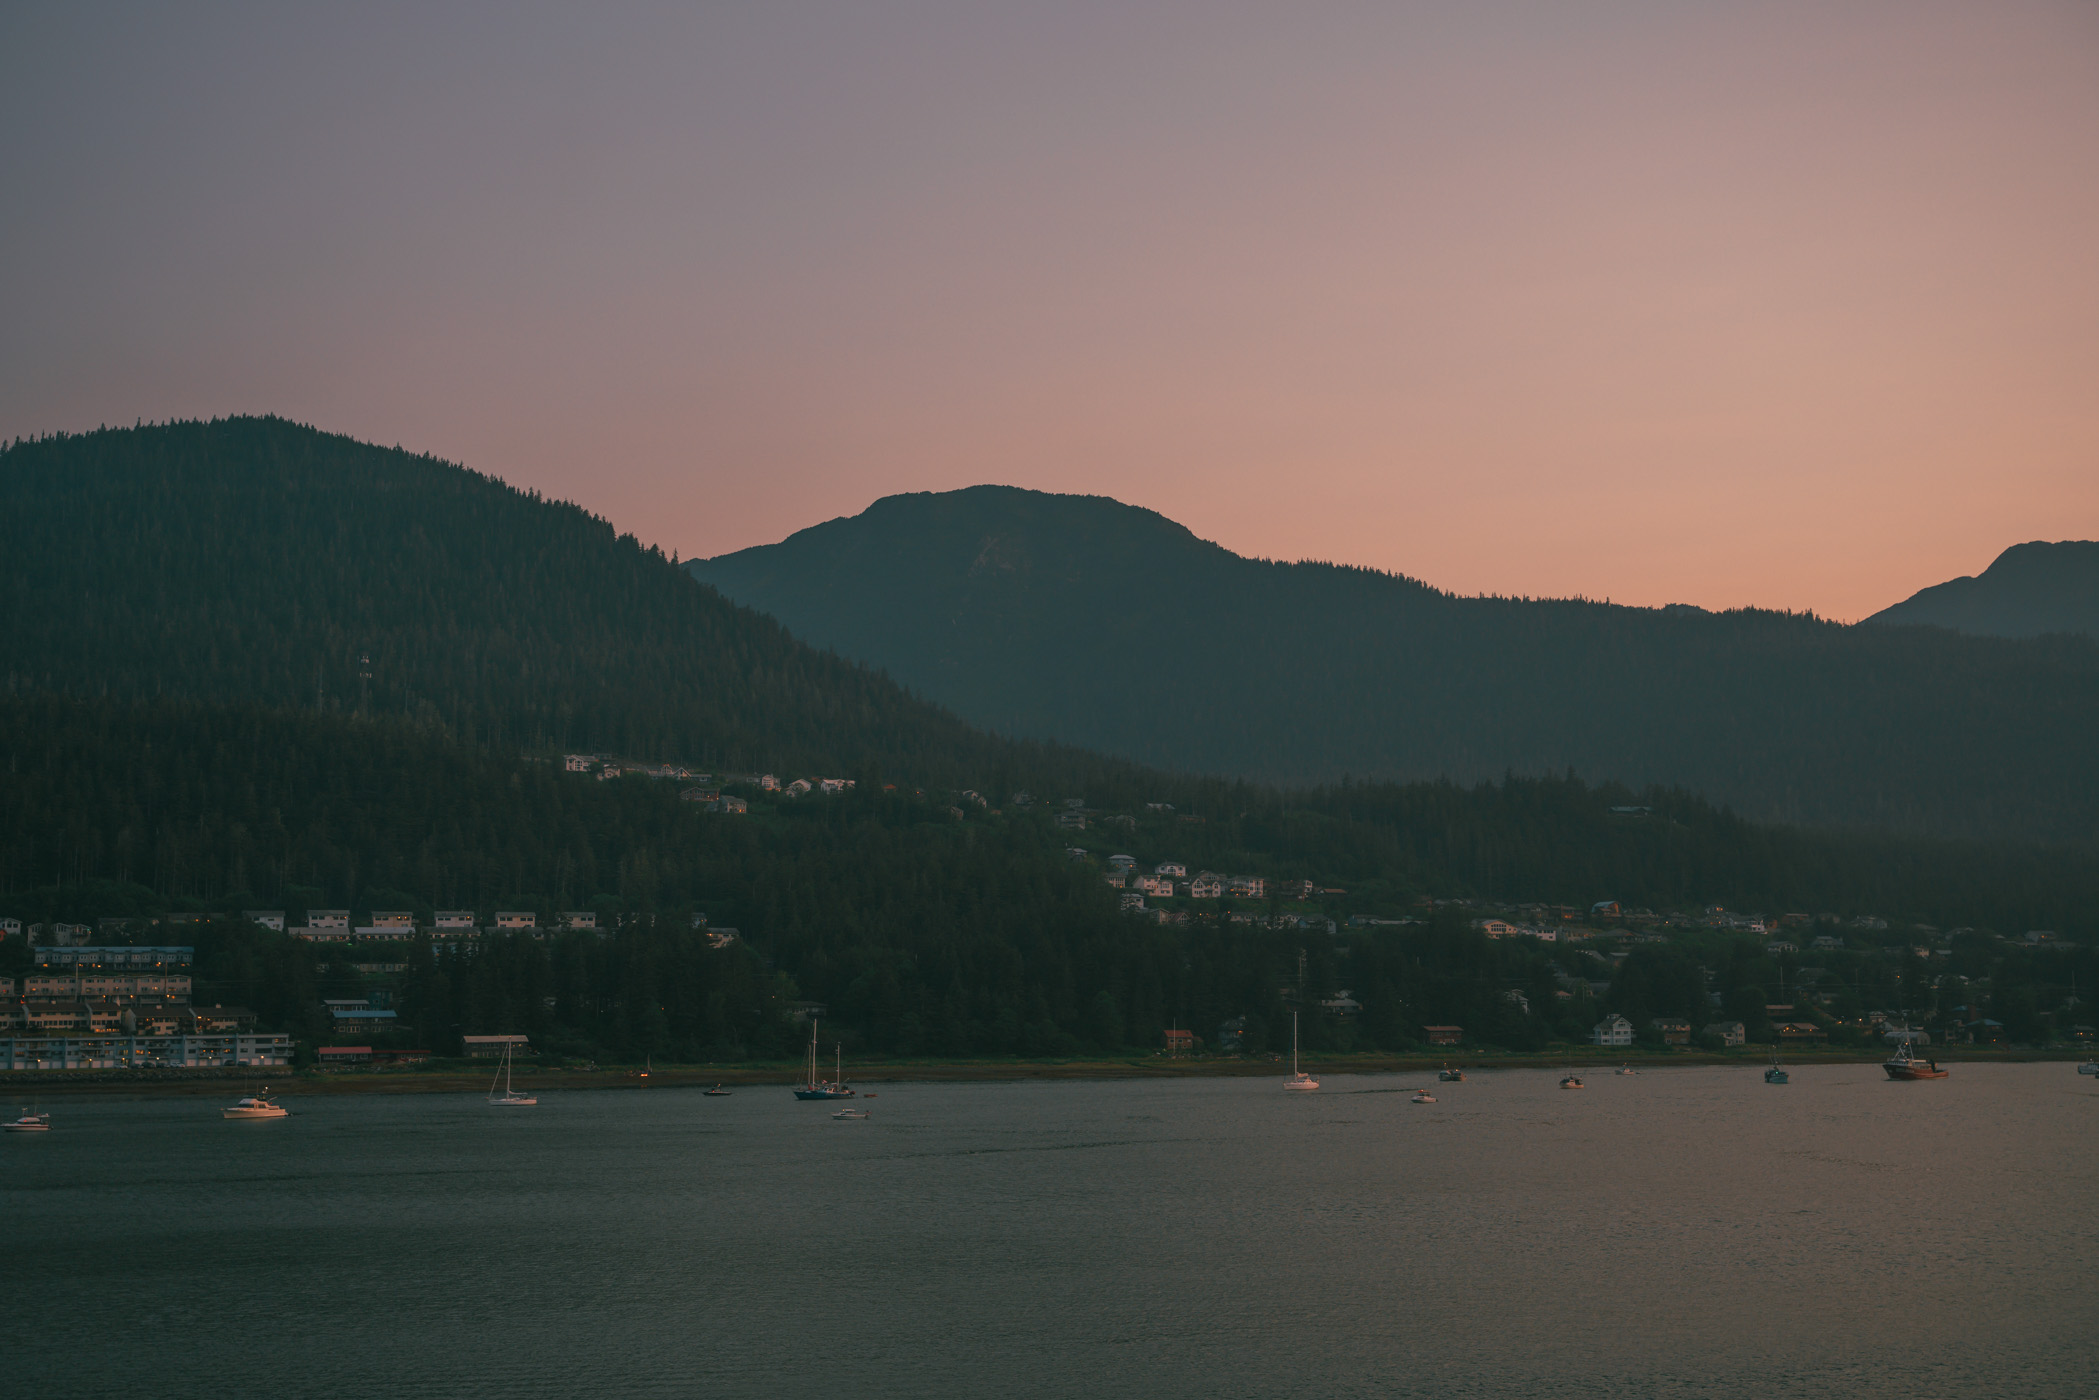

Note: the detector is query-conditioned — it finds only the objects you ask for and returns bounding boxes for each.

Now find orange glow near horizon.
[2,3,2094,619]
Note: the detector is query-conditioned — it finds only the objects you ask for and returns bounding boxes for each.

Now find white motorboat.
[1615,1064,1637,1076]
[1284,1010,1319,1091]
[4,1111,51,1132]
[223,1092,288,1119]
[487,1044,537,1106]
[1411,1089,1435,1104]
[832,1108,871,1120]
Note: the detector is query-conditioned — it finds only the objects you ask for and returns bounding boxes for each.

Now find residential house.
[785,778,813,797]
[241,910,285,931]
[1591,900,1622,919]
[1215,1017,1246,1051]
[564,754,595,772]
[461,1034,531,1057]
[1591,1014,1635,1047]
[432,911,477,930]
[1702,1021,1746,1047]
[559,912,597,930]
[1163,1028,1196,1056]
[1188,872,1224,899]
[1103,869,1127,889]
[1479,919,1517,938]
[708,796,749,814]
[759,774,779,791]
[680,786,721,803]
[307,910,351,931]
[1107,854,1138,871]
[318,1046,374,1069]
[494,912,537,931]
[1226,875,1266,900]
[1120,893,1146,913]
[0,917,18,941]
[1811,935,1845,951]
[1155,862,1187,879]
[1423,1024,1463,1046]
[1320,990,1362,1018]
[1054,810,1086,830]
[1764,941,1798,955]
[1775,1021,1828,1044]
[820,778,853,794]
[1650,1018,1692,1046]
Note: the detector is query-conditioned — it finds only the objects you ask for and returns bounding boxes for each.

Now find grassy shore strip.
[3,1048,2090,1096]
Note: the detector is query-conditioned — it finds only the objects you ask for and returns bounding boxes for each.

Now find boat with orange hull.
[1883,1042,1948,1080]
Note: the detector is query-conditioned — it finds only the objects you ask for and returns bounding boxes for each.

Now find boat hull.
[222,1108,287,1119]
[1884,1065,1948,1080]
[794,1088,854,1100]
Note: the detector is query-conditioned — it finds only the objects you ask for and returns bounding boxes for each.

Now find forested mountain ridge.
[0,419,1101,789]
[1866,540,2099,640]
[691,486,2099,845]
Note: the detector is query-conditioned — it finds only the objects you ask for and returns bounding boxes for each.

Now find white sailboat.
[487,1044,537,1106]
[1285,1010,1319,1091]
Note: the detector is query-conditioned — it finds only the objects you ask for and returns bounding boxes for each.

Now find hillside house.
[1054,811,1086,830]
[785,778,813,797]
[559,912,596,930]
[708,796,748,814]
[1591,1014,1635,1047]
[759,774,779,791]
[680,786,720,803]
[241,911,285,931]
[1703,1021,1746,1047]
[1156,863,1187,878]
[1320,991,1362,1018]
[494,912,537,930]
[1775,1022,1828,1044]
[1103,869,1127,889]
[1163,1028,1196,1056]
[1189,872,1224,898]
[0,917,18,941]
[1226,875,1266,900]
[432,911,476,929]
[1138,876,1175,898]
[1107,854,1137,870]
[1120,893,1147,912]
[1650,1018,1692,1046]
[1479,919,1516,938]
[1424,1025,1463,1046]
[307,910,350,931]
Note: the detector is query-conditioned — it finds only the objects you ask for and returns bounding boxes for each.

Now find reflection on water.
[9,1065,2097,1399]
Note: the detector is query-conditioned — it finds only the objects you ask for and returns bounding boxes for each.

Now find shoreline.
[5,1047,2086,1096]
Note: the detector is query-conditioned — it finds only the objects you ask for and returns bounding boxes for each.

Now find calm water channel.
[7,1064,2095,1399]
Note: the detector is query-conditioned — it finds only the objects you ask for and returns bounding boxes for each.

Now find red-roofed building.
[1424,1025,1463,1046]
[1163,1028,1197,1056]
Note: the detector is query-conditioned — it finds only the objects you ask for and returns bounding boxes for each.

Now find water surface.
[7,1064,2095,1398]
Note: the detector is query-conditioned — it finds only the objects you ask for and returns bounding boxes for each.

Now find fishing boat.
[4,1110,51,1132]
[831,1108,871,1120]
[223,1090,288,1119]
[1438,1065,1465,1083]
[793,1020,855,1100]
[1284,1010,1319,1091]
[1411,1089,1435,1104]
[487,1044,537,1106]
[1883,1041,1948,1081]
[1764,1048,1789,1085]
[1559,1073,1584,1090]
[704,1083,733,1096]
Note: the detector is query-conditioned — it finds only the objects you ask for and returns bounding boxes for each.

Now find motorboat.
[1615,1065,1637,1076]
[1765,1049,1789,1085]
[1559,1074,1584,1090]
[1883,1041,1948,1081]
[2079,1061,2098,1077]
[1438,1066,1465,1083]
[832,1108,871,1120]
[704,1084,733,1096]
[1284,1010,1318,1091]
[793,1020,855,1100]
[4,1111,51,1132]
[1411,1089,1435,1104]
[487,1045,538,1105]
[223,1091,288,1119]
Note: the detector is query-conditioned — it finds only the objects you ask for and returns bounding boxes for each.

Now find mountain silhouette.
[1867,541,2099,640]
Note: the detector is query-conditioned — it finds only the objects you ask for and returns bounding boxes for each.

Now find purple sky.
[4,2,2095,618]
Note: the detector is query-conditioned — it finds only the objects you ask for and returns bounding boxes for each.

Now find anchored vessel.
[4,1111,51,1132]
[487,1045,537,1106]
[1438,1065,1465,1083]
[1284,1010,1319,1091]
[1765,1049,1789,1085]
[793,1020,855,1100]
[1883,1041,1948,1081]
[223,1090,288,1119]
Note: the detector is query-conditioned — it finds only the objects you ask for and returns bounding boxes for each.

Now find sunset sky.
[3,2,2094,620]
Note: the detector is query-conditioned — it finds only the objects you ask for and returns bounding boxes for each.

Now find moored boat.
[1560,1073,1584,1090]
[2079,1061,2098,1077]
[793,1020,855,1100]
[704,1084,733,1096]
[223,1091,288,1119]
[1284,1010,1318,1091]
[1883,1041,1948,1081]
[487,1045,537,1106]
[4,1111,51,1132]
[1411,1089,1435,1104]
[1438,1065,1465,1083]
[1765,1048,1789,1085]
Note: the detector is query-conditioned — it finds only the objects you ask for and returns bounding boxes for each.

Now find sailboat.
[1284,1010,1319,1091]
[1764,1047,1789,1084]
[487,1044,537,1106]
[792,1020,855,1100]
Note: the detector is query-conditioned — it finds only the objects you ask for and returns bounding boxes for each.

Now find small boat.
[832,1108,871,1120]
[1615,1064,1637,1076]
[1411,1089,1435,1104]
[4,1111,51,1133]
[793,1020,855,1100]
[1883,1041,1948,1081]
[1765,1049,1789,1085]
[704,1084,733,1096]
[487,1045,538,1106]
[1284,1010,1318,1091]
[1438,1065,1465,1083]
[223,1091,288,1120]
[1560,1074,1584,1090]
[2078,1061,2098,1077]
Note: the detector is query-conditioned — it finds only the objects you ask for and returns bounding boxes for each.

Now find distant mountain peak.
[1866,540,2099,639]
